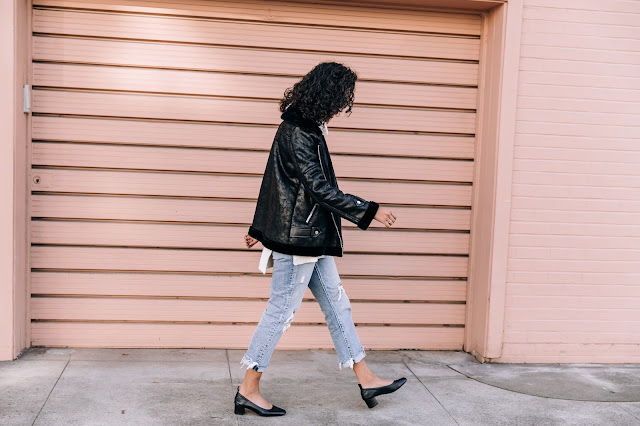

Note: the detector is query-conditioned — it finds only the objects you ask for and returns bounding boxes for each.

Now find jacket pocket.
[290,225,321,238]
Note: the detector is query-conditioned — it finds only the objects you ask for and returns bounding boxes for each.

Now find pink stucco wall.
[500,0,640,362]
[2,0,638,362]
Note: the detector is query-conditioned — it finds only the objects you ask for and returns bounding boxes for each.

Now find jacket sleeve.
[288,127,380,230]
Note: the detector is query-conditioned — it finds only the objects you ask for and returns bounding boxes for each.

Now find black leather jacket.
[248,107,380,257]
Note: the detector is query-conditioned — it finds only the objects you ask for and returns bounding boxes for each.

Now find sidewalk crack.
[615,402,640,423]
[32,358,70,426]
[401,356,460,425]
[225,350,239,426]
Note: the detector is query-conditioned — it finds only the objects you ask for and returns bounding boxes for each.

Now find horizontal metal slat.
[30,169,473,206]
[33,62,479,109]
[31,271,467,302]
[33,36,480,86]
[32,142,475,183]
[32,116,476,159]
[31,297,466,325]
[33,89,477,134]
[33,9,481,61]
[31,246,469,278]
[31,221,470,255]
[33,0,482,36]
[31,195,471,231]
[31,322,465,350]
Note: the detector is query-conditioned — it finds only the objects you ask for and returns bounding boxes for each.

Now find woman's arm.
[287,127,379,230]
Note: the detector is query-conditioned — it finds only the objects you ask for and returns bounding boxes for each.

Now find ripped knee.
[337,282,347,301]
[282,309,297,333]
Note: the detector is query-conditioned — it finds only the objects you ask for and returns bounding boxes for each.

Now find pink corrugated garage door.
[29,0,482,349]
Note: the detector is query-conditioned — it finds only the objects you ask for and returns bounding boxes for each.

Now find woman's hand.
[374,209,397,228]
[244,234,259,249]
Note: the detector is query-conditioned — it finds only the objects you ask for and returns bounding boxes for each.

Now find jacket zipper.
[318,144,343,254]
[305,203,318,223]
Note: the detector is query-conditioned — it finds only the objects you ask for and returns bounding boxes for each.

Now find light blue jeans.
[240,250,366,372]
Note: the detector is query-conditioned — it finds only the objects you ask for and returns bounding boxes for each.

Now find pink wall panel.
[501,0,640,362]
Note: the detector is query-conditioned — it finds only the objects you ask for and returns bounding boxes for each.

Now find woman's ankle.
[240,382,256,393]
[239,380,261,395]
[353,360,375,380]
[240,369,263,394]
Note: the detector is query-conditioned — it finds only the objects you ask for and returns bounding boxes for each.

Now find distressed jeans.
[240,250,366,372]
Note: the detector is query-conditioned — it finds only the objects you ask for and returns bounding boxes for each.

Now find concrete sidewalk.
[1,348,639,425]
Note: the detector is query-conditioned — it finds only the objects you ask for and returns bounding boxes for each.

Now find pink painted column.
[0,0,30,361]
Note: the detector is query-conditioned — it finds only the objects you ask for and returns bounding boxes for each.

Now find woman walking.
[237,62,406,416]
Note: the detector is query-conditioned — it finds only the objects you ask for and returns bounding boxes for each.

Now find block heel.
[363,396,378,408]
[234,403,245,415]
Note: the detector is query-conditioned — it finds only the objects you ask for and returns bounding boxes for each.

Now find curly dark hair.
[279,62,357,125]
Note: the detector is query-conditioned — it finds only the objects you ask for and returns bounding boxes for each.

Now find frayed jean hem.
[339,347,366,370]
[240,354,268,373]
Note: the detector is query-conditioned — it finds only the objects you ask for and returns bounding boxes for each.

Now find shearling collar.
[280,106,323,135]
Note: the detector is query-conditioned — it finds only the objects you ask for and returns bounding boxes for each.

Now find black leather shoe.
[234,386,286,416]
[358,377,407,408]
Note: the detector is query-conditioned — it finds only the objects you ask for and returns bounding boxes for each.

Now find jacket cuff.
[357,201,379,230]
